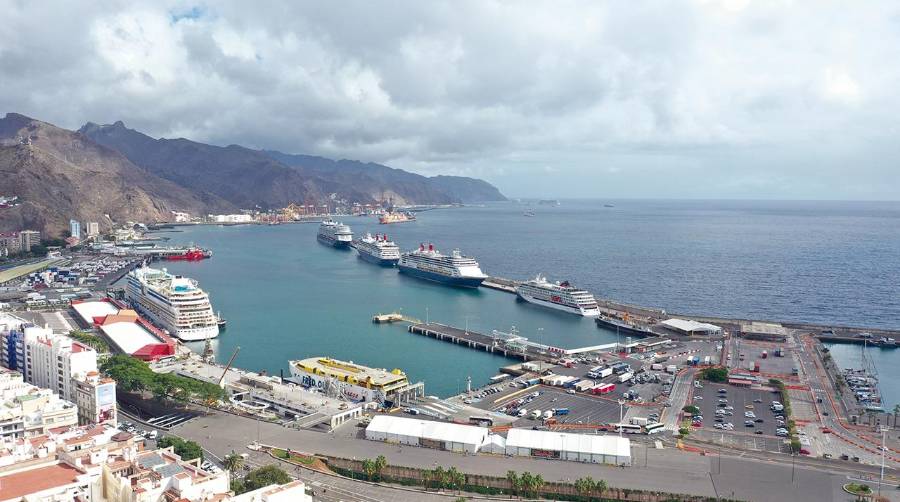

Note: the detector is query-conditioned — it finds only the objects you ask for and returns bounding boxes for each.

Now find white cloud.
[1,0,898,199]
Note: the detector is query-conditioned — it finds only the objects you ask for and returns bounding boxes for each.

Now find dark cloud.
[1,0,897,199]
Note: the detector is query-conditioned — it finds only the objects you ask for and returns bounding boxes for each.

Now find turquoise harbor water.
[159,200,900,398]
[824,343,900,409]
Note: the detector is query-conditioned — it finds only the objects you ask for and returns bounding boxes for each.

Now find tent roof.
[367,415,488,446]
[506,429,631,458]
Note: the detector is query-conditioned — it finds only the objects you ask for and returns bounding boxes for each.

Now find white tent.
[661,318,722,335]
[365,415,488,454]
[480,433,507,454]
[505,428,631,465]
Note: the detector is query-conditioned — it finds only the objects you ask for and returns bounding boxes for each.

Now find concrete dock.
[408,322,554,361]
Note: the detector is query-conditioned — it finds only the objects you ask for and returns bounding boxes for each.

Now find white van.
[530,409,542,420]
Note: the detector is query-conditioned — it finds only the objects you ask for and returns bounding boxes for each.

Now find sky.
[2,0,899,199]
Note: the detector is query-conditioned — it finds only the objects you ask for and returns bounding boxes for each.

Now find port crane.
[218,346,241,388]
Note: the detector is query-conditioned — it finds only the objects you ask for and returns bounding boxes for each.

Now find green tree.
[596,478,608,494]
[432,466,446,489]
[575,476,594,496]
[682,405,700,415]
[374,455,387,481]
[700,366,728,383]
[362,458,377,481]
[156,436,204,461]
[506,470,520,497]
[242,465,291,492]
[447,466,465,493]
[223,452,244,474]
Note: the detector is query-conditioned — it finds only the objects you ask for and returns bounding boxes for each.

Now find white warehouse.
[505,429,632,465]
[365,415,489,454]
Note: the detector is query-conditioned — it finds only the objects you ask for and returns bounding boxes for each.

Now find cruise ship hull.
[595,316,655,337]
[358,250,399,267]
[317,234,351,249]
[398,265,485,288]
[516,292,600,316]
[127,300,220,341]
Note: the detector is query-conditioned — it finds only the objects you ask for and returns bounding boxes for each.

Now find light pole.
[879,425,887,497]
[426,306,429,325]
[618,399,626,437]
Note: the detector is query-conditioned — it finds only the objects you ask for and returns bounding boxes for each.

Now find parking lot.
[730,340,797,376]
[489,386,643,427]
[690,382,787,438]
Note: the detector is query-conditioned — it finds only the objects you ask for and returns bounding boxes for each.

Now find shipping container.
[599,367,614,378]
[553,408,570,416]
[666,365,678,374]
[592,383,616,395]
[618,372,634,383]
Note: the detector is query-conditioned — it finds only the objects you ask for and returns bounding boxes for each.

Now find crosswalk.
[146,412,197,429]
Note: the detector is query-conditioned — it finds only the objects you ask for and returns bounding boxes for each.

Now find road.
[662,367,695,431]
[795,333,899,467]
[152,406,876,502]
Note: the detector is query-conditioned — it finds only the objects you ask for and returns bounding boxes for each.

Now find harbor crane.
[218,346,241,388]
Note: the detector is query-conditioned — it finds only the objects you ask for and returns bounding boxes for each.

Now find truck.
[612,363,630,374]
[666,364,678,374]
[563,378,581,389]
[598,367,614,378]
[618,372,634,383]
[543,410,553,420]
[592,383,616,395]
[774,348,784,357]
[792,367,799,376]
[703,356,711,365]
[650,363,664,371]
[586,366,604,378]
[553,408,570,416]
[526,378,541,386]
[530,409,542,420]
[753,361,760,372]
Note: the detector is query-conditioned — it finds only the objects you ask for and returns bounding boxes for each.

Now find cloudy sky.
[2,1,898,199]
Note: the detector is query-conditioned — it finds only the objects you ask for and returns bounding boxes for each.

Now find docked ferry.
[595,315,655,337]
[317,219,353,248]
[289,357,418,404]
[398,244,487,288]
[354,233,401,266]
[515,274,600,316]
[125,266,219,341]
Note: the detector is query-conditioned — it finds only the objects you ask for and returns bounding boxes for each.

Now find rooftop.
[71,299,119,325]
[0,462,83,500]
[292,357,407,387]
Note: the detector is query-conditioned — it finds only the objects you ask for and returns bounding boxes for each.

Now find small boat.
[216,311,227,331]
[523,210,535,217]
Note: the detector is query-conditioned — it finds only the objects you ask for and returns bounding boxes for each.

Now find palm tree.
[223,452,244,474]
[362,458,377,481]
[374,455,387,481]
[893,404,900,428]
[506,470,519,498]
[447,466,465,493]
[520,472,534,498]
[596,478,608,494]
[432,466,446,490]
[575,476,594,496]
[531,474,544,497]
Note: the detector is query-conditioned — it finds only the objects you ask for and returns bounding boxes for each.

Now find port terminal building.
[660,318,722,336]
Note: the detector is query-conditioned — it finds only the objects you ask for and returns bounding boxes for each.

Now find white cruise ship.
[516,274,600,316]
[398,244,487,288]
[125,266,219,341]
[354,233,400,266]
[317,219,353,248]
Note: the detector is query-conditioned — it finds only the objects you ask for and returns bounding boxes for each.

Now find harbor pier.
[408,322,555,361]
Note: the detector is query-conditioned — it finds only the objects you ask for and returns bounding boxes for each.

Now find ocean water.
[160,199,900,397]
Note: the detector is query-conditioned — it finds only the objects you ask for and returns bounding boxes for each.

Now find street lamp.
[879,425,888,497]
[617,399,626,437]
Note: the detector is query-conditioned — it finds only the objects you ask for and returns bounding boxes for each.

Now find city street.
[161,407,872,502]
